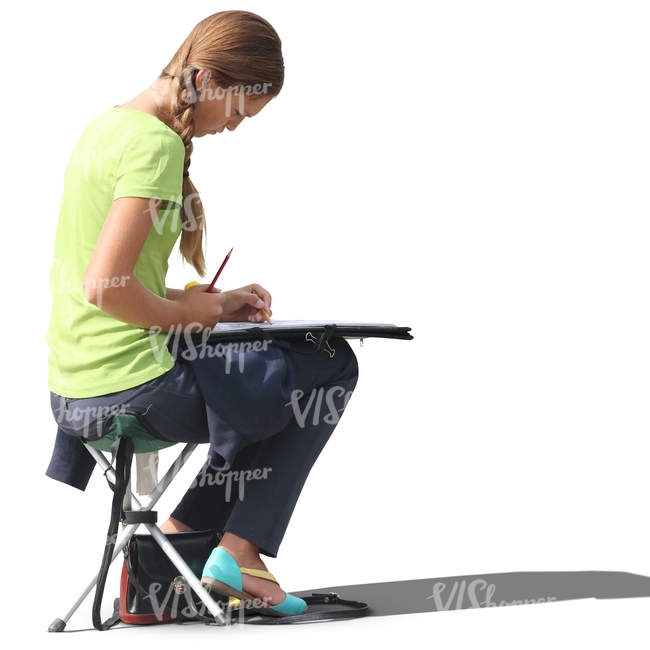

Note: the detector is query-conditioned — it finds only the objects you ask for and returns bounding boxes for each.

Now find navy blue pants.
[50,338,358,556]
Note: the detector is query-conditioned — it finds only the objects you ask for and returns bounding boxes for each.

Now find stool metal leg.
[49,443,230,630]
[48,519,146,632]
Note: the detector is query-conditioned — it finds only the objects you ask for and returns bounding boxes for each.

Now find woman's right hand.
[173,284,225,329]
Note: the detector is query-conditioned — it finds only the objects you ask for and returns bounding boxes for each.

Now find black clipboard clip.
[305,324,337,357]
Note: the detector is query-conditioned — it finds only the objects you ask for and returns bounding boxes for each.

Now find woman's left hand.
[217,283,273,322]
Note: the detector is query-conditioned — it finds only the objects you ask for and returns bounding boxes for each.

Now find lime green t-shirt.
[47,107,186,398]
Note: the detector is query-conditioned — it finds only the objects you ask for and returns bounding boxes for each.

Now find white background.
[2,0,648,646]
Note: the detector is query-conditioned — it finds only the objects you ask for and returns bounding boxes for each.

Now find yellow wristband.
[184,281,200,290]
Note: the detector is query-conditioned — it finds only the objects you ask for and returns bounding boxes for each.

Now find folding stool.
[48,413,232,631]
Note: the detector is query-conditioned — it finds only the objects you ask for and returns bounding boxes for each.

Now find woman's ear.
[195,69,212,95]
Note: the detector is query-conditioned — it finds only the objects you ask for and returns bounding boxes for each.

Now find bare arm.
[165,287,184,300]
[84,197,272,330]
[84,197,224,330]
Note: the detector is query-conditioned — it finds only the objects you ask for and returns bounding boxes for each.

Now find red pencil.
[206,247,233,293]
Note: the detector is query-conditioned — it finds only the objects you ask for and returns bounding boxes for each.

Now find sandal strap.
[240,567,278,583]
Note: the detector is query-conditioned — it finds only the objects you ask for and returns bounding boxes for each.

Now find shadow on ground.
[293,571,650,616]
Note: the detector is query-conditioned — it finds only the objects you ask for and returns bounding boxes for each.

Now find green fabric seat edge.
[85,413,176,454]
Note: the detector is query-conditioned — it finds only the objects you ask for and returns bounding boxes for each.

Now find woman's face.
[192,74,275,137]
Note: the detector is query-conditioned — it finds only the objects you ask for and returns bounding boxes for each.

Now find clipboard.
[191,320,413,357]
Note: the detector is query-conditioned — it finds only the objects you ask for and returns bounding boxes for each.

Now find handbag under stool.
[121,529,225,624]
[118,528,370,625]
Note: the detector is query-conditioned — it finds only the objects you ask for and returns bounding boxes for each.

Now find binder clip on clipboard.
[305,324,338,357]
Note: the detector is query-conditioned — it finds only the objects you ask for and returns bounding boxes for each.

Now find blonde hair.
[160,10,284,275]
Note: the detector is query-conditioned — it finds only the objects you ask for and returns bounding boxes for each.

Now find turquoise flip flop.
[201,547,307,617]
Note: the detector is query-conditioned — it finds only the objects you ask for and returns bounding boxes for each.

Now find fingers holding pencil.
[181,249,272,324]
[215,284,272,323]
[252,289,272,324]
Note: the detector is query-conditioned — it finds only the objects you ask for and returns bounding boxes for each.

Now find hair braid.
[159,10,284,276]
[164,64,206,276]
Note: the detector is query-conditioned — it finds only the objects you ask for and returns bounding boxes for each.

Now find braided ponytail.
[163,64,206,275]
[160,10,284,276]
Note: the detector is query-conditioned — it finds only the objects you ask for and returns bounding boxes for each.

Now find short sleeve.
[114,126,184,205]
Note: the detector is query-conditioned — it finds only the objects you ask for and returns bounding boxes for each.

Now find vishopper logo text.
[54,396,129,439]
[286,386,354,428]
[151,66,273,117]
[427,579,557,610]
[70,145,130,181]
[148,193,204,234]
[189,465,273,501]
[149,322,270,371]
[51,259,130,310]
[146,580,270,622]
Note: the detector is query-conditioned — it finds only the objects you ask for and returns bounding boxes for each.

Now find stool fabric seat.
[86,414,179,494]
[86,414,177,454]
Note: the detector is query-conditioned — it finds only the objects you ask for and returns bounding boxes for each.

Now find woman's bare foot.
[218,532,286,606]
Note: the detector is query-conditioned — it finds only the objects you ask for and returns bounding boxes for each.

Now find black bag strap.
[92,436,134,631]
[242,592,369,625]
